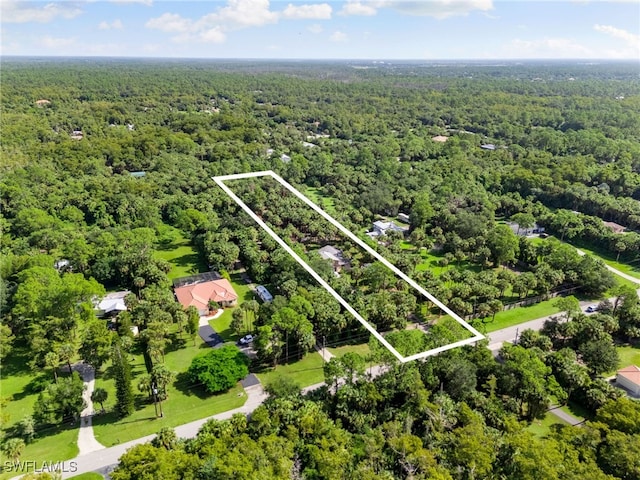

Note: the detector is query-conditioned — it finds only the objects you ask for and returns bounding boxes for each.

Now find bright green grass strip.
[576,245,640,281]
[256,352,326,389]
[0,347,43,430]
[481,298,562,333]
[68,473,105,480]
[327,343,371,359]
[526,412,568,438]
[305,187,337,216]
[604,345,640,376]
[154,231,207,281]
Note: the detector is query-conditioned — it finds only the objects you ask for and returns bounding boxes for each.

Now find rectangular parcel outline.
[213,170,484,363]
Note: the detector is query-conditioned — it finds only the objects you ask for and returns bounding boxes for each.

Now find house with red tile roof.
[616,365,640,396]
[174,279,238,316]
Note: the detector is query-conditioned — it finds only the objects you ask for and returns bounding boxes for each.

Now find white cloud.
[340,1,378,16]
[308,24,323,34]
[207,0,278,27]
[39,35,76,49]
[594,24,640,46]
[385,0,494,19]
[1,1,82,24]
[109,0,153,5]
[282,3,332,20]
[330,30,348,42]
[145,13,192,33]
[99,19,124,30]
[146,0,340,46]
[199,27,226,44]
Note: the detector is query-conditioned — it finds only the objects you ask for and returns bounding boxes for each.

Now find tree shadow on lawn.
[173,372,216,400]
[165,335,187,354]
[1,346,37,378]
[169,253,206,274]
[11,374,53,401]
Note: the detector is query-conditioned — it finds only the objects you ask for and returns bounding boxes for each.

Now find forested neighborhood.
[1,58,640,479]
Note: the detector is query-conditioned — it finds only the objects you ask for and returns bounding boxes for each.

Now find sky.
[1,1,639,60]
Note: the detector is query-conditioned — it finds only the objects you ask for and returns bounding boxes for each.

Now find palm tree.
[3,438,25,466]
[91,387,108,413]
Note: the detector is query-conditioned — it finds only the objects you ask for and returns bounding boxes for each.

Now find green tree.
[185,306,199,346]
[187,345,249,394]
[110,443,199,480]
[554,295,581,321]
[91,387,108,413]
[2,438,25,466]
[112,340,135,418]
[595,397,640,434]
[33,372,86,425]
[487,224,519,266]
[80,320,113,371]
[44,351,60,383]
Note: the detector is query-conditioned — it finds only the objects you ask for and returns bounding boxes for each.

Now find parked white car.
[238,334,254,345]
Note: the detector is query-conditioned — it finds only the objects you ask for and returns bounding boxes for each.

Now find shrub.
[187,345,249,394]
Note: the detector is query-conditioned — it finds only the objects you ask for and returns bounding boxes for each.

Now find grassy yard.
[255,352,326,388]
[576,245,640,281]
[526,412,568,438]
[604,345,640,376]
[154,228,207,281]
[209,272,257,342]
[0,346,80,479]
[305,187,337,216]
[92,333,246,446]
[69,474,105,480]
[481,298,562,333]
[0,425,79,480]
[328,343,372,359]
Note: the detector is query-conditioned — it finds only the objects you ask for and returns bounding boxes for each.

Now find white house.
[367,220,408,238]
[95,291,131,317]
[616,365,640,396]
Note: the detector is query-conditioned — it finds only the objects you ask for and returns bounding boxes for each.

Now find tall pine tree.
[112,339,134,418]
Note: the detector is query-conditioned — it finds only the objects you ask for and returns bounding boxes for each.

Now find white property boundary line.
[213,171,484,362]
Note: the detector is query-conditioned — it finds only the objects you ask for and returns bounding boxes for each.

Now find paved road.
[547,405,584,426]
[57,360,387,479]
[59,383,267,479]
[576,248,640,285]
[49,252,640,479]
[486,297,597,351]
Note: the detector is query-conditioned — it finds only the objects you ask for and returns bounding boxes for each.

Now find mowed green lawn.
[92,332,246,447]
[328,343,371,359]
[305,187,337,216]
[209,272,257,342]
[256,352,326,388]
[526,412,568,438]
[154,230,207,280]
[576,245,640,281]
[0,347,79,479]
[481,298,562,333]
[604,345,640,376]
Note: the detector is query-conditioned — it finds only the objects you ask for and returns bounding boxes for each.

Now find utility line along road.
[55,252,640,479]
